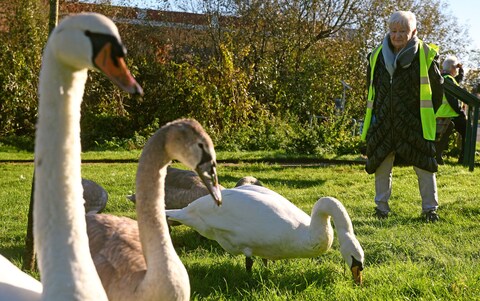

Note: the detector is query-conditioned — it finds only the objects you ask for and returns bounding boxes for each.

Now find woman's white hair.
[442,55,459,71]
[389,11,417,32]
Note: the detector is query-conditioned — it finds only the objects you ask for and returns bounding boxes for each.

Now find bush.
[80,112,135,150]
[285,111,364,156]
[0,135,35,152]
[0,0,47,138]
[213,113,294,151]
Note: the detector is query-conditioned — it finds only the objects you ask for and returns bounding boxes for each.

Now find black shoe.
[424,210,439,223]
[373,208,389,219]
[436,156,444,165]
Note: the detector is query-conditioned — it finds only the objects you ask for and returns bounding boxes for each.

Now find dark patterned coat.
[365,45,443,174]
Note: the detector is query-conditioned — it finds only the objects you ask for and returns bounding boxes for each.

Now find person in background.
[361,11,443,222]
[435,55,467,164]
[473,83,480,97]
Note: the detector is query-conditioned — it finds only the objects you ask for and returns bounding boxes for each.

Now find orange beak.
[94,43,143,95]
[351,265,363,286]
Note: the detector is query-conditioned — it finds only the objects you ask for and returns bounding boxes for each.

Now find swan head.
[340,234,364,285]
[164,119,222,206]
[47,13,143,95]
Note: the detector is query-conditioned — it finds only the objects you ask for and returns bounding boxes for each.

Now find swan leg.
[245,256,267,271]
[245,256,253,272]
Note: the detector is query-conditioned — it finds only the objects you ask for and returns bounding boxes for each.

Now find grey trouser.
[375,152,438,214]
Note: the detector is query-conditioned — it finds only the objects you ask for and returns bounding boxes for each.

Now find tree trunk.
[22,173,36,271]
[49,0,59,34]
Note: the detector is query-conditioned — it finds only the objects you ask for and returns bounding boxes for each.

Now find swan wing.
[86,214,146,297]
[232,184,286,199]
[0,255,42,301]
[166,188,311,258]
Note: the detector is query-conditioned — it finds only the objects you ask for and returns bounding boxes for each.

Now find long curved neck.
[310,197,355,247]
[34,47,108,301]
[135,130,190,300]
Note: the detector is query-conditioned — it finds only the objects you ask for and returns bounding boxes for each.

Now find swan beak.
[196,164,222,206]
[94,43,144,95]
[351,265,363,286]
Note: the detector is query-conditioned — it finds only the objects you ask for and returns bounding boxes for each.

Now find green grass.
[0,148,365,163]
[1,157,480,300]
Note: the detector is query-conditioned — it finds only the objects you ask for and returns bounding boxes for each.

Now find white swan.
[0,12,142,301]
[166,185,364,284]
[86,118,222,301]
[0,255,42,301]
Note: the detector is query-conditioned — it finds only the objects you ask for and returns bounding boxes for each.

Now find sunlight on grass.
[1,155,480,300]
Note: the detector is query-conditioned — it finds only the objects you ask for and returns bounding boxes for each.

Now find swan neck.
[135,131,189,298]
[33,47,108,300]
[311,198,355,241]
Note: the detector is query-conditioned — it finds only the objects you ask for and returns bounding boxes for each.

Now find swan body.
[87,118,222,301]
[127,166,225,209]
[83,178,109,213]
[166,186,364,284]
[0,12,142,301]
[127,170,258,208]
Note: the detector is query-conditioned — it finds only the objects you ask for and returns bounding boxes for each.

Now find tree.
[0,0,47,142]
[48,0,58,33]
[0,0,473,153]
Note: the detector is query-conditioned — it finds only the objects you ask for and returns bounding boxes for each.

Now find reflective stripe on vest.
[435,74,460,118]
[361,41,438,141]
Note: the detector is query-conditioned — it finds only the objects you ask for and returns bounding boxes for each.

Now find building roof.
[61,1,236,30]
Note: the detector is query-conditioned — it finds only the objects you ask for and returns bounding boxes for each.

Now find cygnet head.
[163,119,222,205]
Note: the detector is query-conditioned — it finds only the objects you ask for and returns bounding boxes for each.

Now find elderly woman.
[435,55,466,164]
[361,11,444,222]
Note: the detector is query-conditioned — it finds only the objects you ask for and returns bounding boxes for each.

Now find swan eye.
[197,143,213,166]
[85,31,126,67]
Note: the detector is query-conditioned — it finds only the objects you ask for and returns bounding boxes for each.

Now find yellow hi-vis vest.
[361,41,439,141]
[435,74,460,118]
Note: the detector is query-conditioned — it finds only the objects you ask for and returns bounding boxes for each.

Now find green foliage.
[0,0,47,137]
[287,114,364,156]
[0,135,35,152]
[214,113,295,151]
[0,0,473,158]
[443,131,463,159]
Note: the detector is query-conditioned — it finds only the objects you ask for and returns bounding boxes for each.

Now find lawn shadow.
[219,172,327,190]
[171,226,352,298]
[0,243,28,266]
[188,257,344,299]
[170,226,225,254]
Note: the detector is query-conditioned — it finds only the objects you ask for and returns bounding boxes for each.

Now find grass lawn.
[1,154,479,300]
